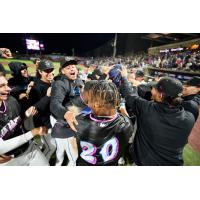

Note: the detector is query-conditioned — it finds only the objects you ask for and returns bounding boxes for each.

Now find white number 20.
[80,137,119,165]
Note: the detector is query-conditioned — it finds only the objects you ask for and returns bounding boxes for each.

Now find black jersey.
[72,113,133,166]
[0,96,29,156]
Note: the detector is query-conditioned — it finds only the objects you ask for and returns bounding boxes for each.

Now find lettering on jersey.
[0,116,22,140]
[99,122,107,128]
[80,137,119,165]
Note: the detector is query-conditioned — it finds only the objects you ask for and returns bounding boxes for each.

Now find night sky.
[0,33,153,56]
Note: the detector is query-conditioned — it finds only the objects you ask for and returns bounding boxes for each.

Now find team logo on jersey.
[99,122,108,128]
[0,116,22,140]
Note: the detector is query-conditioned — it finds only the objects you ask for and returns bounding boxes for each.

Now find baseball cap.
[8,62,28,76]
[185,77,200,88]
[60,59,77,69]
[108,64,122,86]
[38,60,54,71]
[0,63,12,74]
[153,77,183,97]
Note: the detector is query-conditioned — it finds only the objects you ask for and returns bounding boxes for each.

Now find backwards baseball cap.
[38,60,54,71]
[153,77,183,97]
[185,77,200,88]
[60,58,77,69]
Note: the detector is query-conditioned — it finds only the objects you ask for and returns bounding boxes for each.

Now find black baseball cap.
[60,59,77,69]
[153,77,183,97]
[185,77,200,88]
[8,62,28,76]
[38,60,54,71]
[0,63,12,74]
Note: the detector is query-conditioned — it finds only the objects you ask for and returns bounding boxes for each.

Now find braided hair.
[89,80,120,109]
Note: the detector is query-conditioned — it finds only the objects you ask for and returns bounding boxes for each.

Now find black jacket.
[182,94,199,121]
[50,75,84,120]
[28,79,51,128]
[120,78,195,166]
[8,75,34,113]
[0,96,29,156]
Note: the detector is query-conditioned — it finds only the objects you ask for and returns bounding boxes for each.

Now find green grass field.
[1,58,200,166]
[183,144,200,166]
[0,58,61,77]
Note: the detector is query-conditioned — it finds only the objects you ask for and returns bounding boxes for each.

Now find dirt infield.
[188,107,200,152]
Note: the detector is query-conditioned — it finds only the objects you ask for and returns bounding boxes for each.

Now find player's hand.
[19,93,27,100]
[0,154,12,164]
[46,87,51,97]
[95,75,100,80]
[25,106,38,117]
[119,66,128,78]
[26,81,34,95]
[0,48,13,58]
[129,78,142,86]
[64,111,78,132]
[119,106,130,117]
[102,65,112,75]
[31,126,48,136]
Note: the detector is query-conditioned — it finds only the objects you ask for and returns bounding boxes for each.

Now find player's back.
[74,113,134,166]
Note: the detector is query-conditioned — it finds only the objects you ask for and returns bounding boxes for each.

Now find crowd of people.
[0,48,200,166]
[77,50,200,73]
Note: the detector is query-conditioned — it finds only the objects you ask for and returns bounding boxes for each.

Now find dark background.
[0,33,155,56]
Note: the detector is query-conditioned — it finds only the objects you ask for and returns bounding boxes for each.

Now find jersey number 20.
[80,137,119,165]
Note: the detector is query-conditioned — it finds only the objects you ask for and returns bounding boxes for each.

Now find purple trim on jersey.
[89,113,118,123]
[0,101,6,113]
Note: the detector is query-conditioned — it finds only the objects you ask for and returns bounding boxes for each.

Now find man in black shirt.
[29,60,54,128]
[120,66,195,166]
[28,60,56,161]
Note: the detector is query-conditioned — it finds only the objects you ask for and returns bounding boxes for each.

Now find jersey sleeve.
[0,131,33,155]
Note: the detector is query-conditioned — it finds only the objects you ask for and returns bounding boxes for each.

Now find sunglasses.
[21,67,28,71]
[43,68,54,73]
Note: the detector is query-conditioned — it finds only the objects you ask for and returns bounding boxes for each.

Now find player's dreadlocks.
[84,80,98,92]
[89,80,120,109]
